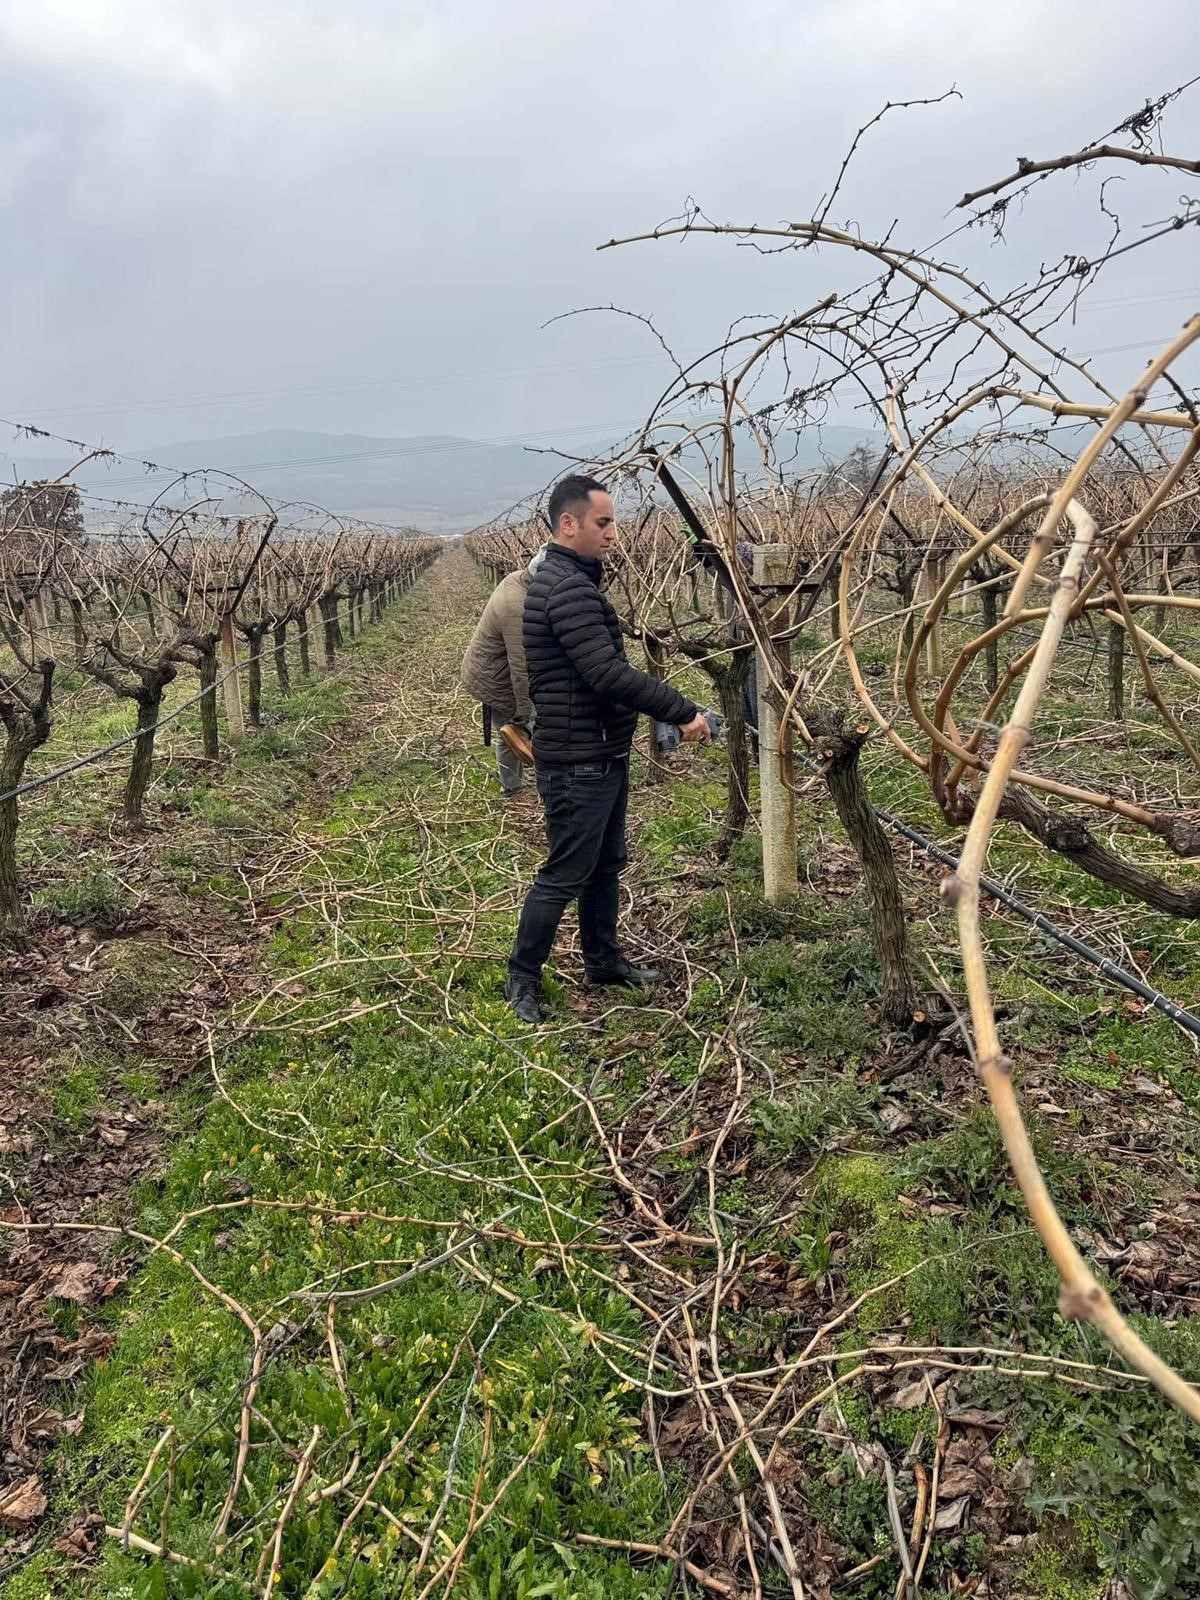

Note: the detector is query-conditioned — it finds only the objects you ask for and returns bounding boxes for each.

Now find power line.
[3,290,1195,426]
[8,417,650,495]
[0,353,681,425]
[4,321,1192,537]
[7,331,1187,501]
[0,418,439,537]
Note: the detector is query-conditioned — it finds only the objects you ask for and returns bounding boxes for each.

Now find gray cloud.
[2,0,1196,494]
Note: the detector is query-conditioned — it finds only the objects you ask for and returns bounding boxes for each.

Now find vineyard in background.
[2,83,1200,1600]
[1,473,439,926]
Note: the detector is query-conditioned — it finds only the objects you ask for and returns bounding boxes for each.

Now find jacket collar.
[546,541,603,586]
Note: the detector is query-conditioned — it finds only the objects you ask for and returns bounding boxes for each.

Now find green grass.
[11,584,675,1600]
[670,802,1200,1598]
[46,1050,109,1127]
[660,619,1200,1597]
[118,1063,163,1101]
[9,566,1200,1600]
[33,866,134,929]
[34,1044,162,1133]
[94,938,190,1016]
[59,1014,672,1595]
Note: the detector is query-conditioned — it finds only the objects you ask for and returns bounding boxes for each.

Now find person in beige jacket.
[460,547,547,795]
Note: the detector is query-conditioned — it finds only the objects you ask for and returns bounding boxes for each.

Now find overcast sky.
[2,0,1197,469]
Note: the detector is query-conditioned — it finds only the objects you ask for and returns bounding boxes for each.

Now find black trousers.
[744,655,760,765]
[508,756,629,983]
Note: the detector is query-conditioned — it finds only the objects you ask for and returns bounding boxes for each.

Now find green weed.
[95,939,187,1016]
[751,1072,869,1156]
[19,586,677,1600]
[34,864,134,929]
[46,1050,108,1126]
[188,786,256,832]
[738,934,883,1059]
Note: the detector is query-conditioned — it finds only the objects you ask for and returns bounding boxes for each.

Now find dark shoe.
[504,975,544,1024]
[585,958,660,989]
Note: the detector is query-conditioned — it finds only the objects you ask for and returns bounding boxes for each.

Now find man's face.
[561,490,616,562]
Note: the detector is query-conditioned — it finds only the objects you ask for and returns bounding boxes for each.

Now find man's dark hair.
[547,475,607,534]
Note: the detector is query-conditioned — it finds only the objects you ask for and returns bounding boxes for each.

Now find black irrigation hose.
[873,801,1200,1042]
[781,740,1200,1039]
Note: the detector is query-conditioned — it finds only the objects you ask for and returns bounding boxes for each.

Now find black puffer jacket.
[524,544,697,763]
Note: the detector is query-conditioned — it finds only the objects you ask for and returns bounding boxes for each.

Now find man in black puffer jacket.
[505,475,710,1023]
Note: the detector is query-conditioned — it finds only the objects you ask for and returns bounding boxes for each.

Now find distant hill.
[2,424,880,533]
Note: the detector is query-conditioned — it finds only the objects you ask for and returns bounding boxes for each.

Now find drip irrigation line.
[795,746,1200,1038]
[4,669,236,805]
[875,802,1200,1039]
[2,624,311,806]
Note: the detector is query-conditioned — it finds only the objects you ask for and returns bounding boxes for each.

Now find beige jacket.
[460,550,545,722]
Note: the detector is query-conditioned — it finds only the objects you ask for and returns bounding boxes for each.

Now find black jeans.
[508,757,629,984]
[744,655,760,765]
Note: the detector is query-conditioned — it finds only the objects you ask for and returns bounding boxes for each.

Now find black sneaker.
[584,958,660,989]
[504,975,544,1024]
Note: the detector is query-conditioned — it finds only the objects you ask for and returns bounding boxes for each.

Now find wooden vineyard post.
[218,609,245,740]
[1107,620,1125,719]
[753,544,798,904]
[925,562,943,677]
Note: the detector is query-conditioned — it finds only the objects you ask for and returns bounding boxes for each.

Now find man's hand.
[679,712,711,744]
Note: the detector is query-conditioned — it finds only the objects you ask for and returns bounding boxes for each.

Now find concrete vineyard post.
[218,610,245,739]
[24,590,54,663]
[753,544,798,904]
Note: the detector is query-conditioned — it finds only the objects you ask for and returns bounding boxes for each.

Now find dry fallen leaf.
[0,1475,49,1529]
[879,1101,913,1134]
[948,1408,1007,1433]
[54,1509,103,1559]
[42,1357,85,1384]
[45,1262,102,1304]
[937,1463,982,1499]
[933,1493,970,1532]
[890,1377,930,1410]
[657,1412,704,1459]
[26,1407,85,1442]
